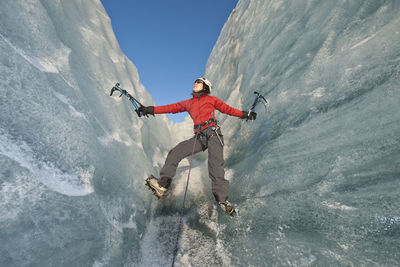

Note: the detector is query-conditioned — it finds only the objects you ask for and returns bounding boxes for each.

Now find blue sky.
[100,0,238,122]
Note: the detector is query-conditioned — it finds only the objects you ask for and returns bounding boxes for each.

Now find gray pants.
[158,128,229,202]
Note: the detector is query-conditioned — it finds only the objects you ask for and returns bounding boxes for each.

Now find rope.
[171,132,199,266]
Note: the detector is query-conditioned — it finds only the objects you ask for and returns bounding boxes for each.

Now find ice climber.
[140,78,257,216]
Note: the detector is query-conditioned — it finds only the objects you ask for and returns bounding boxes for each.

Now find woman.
[139,77,256,216]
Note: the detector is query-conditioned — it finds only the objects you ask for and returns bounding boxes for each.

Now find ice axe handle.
[251,92,261,112]
[247,91,267,121]
[247,92,260,120]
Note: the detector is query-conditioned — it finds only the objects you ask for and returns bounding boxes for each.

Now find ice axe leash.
[247,91,268,121]
[110,82,150,117]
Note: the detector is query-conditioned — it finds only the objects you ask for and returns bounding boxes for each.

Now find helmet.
[195,77,212,93]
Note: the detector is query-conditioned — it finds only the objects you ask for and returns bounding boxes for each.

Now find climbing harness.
[194,118,224,147]
[171,131,199,266]
[109,82,147,117]
[193,118,218,132]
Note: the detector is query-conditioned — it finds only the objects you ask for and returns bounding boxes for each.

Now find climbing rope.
[171,132,199,266]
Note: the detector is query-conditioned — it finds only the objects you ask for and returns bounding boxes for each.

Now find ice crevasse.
[1,0,400,266]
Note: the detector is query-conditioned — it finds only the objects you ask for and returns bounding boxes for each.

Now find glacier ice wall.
[0,0,179,265]
[204,0,400,265]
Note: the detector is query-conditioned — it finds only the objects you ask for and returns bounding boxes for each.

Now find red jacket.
[154,93,243,128]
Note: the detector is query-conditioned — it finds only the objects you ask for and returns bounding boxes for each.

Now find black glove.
[138,106,154,117]
[241,110,257,120]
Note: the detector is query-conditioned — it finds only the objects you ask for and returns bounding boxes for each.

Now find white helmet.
[195,77,212,93]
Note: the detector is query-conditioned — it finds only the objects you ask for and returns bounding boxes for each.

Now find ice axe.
[247,91,267,121]
[110,82,149,117]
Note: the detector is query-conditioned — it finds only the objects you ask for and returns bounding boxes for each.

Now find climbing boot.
[219,200,236,216]
[145,175,167,199]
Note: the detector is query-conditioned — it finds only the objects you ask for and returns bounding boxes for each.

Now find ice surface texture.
[205,0,400,265]
[0,0,175,265]
[1,0,400,266]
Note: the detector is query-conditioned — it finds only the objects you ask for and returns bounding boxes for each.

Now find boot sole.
[145,177,164,199]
